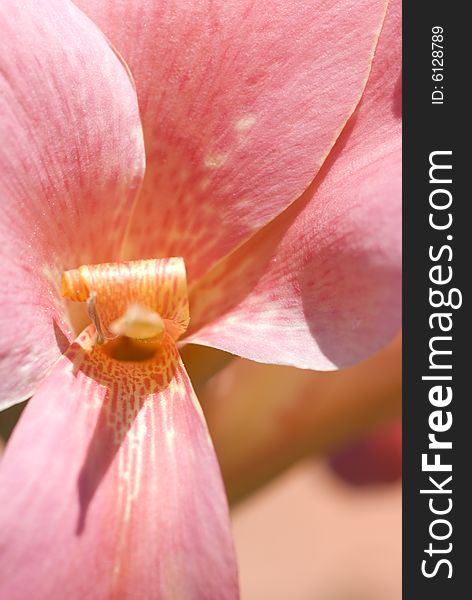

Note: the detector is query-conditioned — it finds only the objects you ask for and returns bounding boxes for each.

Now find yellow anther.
[61,258,189,344]
[109,304,166,341]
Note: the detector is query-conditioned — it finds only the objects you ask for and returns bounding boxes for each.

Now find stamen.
[86,292,106,345]
[61,258,190,348]
[109,304,165,341]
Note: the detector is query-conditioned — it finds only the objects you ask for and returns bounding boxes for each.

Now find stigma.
[109,303,165,341]
[61,258,189,346]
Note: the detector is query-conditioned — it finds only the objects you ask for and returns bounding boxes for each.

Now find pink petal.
[0,327,238,599]
[186,0,401,369]
[0,0,145,408]
[75,0,388,282]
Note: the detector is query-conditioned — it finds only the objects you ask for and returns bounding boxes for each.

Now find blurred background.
[1,333,401,599]
[232,458,400,600]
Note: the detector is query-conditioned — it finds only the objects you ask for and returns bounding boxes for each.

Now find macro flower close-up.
[0,0,401,598]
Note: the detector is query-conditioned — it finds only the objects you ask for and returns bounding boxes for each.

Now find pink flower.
[0,0,400,598]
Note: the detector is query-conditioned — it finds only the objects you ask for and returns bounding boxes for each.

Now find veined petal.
[76,0,388,282]
[186,0,401,369]
[0,327,238,599]
[0,0,145,409]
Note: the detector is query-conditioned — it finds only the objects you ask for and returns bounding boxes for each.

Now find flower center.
[61,258,189,360]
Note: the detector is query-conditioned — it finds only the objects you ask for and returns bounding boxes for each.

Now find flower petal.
[186,0,401,369]
[0,327,238,599]
[0,0,145,408]
[75,0,388,282]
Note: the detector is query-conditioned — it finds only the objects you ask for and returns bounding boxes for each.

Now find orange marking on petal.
[61,258,189,343]
[0,323,239,596]
[61,268,89,302]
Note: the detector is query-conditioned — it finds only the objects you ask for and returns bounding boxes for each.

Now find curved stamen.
[86,291,106,345]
